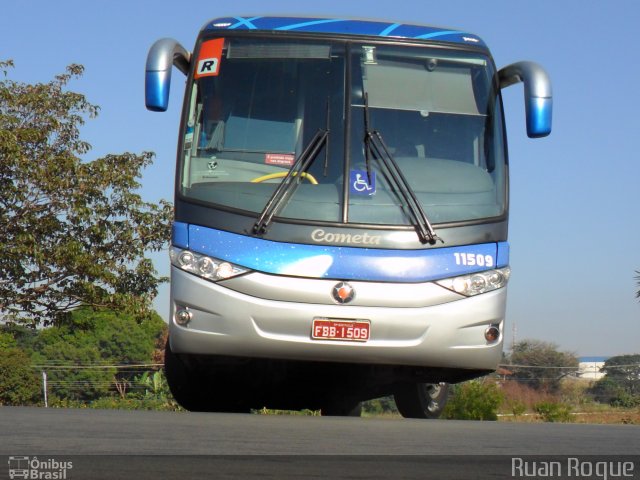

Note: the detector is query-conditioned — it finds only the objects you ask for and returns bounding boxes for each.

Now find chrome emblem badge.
[332,282,355,304]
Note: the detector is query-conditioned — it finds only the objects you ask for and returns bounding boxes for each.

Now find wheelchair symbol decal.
[349,170,376,196]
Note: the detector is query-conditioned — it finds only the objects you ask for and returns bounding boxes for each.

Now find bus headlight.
[170,247,250,281]
[436,267,511,296]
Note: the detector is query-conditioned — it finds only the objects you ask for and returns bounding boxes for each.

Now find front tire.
[394,383,449,419]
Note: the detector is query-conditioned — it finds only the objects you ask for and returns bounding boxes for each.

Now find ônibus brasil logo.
[8,456,73,479]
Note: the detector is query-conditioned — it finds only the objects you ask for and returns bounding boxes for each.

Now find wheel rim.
[425,383,444,413]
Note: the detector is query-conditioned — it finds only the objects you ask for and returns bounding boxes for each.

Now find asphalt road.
[2,407,639,479]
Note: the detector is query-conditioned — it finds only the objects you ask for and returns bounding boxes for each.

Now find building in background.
[578,356,609,380]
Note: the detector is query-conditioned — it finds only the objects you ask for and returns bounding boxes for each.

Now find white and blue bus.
[145,16,552,417]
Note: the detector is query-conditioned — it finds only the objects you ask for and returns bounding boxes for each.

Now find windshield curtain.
[179,37,506,226]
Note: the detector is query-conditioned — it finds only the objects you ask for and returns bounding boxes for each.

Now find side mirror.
[145,38,191,112]
[499,61,552,138]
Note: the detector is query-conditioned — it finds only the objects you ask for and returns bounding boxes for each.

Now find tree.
[0,330,18,350]
[589,354,640,407]
[600,354,640,394]
[30,307,167,402]
[0,61,172,326]
[0,348,41,405]
[588,376,625,406]
[508,339,579,392]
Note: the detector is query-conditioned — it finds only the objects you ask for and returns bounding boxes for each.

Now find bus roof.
[203,16,487,48]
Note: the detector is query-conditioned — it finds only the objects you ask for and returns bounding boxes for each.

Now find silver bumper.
[169,267,505,371]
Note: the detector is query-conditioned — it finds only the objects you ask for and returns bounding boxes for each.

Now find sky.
[3,0,639,357]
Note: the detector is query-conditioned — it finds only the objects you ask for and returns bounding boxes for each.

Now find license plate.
[311,318,370,342]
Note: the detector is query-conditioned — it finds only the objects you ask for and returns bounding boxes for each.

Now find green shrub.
[611,392,640,409]
[534,401,573,422]
[443,380,504,421]
[507,399,527,417]
[47,393,181,411]
[127,370,181,410]
[362,396,398,416]
[0,348,41,406]
[90,396,180,411]
[49,397,88,409]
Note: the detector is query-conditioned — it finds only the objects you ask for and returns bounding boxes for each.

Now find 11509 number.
[454,252,494,267]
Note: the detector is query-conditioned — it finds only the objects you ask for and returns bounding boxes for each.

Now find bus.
[145,16,552,417]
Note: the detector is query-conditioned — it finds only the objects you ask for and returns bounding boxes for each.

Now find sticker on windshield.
[195,38,224,78]
[265,153,295,167]
[350,170,376,196]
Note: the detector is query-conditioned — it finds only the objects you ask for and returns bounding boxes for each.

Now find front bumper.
[169,267,505,371]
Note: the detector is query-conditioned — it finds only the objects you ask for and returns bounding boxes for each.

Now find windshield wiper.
[253,128,329,235]
[363,93,442,245]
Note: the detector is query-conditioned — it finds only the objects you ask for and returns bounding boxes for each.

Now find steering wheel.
[251,171,318,185]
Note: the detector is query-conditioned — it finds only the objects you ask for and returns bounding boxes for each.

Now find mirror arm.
[145,38,191,112]
[499,61,552,138]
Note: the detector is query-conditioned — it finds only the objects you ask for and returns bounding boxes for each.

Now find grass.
[496,379,640,424]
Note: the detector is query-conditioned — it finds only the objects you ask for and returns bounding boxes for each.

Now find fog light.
[484,325,500,343]
[175,308,192,326]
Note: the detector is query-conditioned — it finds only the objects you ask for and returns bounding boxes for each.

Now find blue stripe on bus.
[379,23,401,36]
[416,30,468,40]
[274,18,348,31]
[172,222,506,283]
[229,16,261,30]
[204,17,486,47]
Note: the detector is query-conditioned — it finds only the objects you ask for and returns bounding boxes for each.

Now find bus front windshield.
[179,37,506,228]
